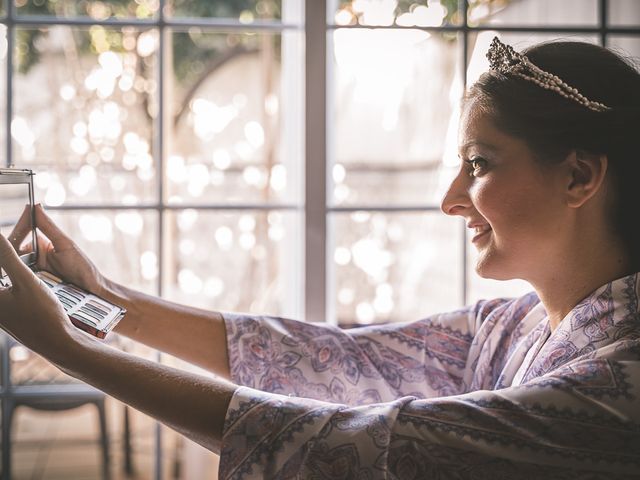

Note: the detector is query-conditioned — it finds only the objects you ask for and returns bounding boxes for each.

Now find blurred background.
[0,0,639,478]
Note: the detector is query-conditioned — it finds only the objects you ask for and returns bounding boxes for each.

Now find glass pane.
[333,0,461,26]
[162,209,301,317]
[10,342,80,385]
[13,26,158,206]
[168,30,303,205]
[468,0,598,27]
[10,340,149,387]
[331,29,461,206]
[609,36,640,58]
[466,235,533,304]
[16,0,158,19]
[166,0,283,20]
[46,209,159,293]
[608,0,640,26]
[331,211,463,327]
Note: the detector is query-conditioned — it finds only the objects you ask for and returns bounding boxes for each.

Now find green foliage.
[337,0,506,26]
[337,0,459,24]
[170,0,280,19]
[396,0,464,24]
[19,0,156,18]
[16,0,135,73]
[172,31,267,88]
[16,0,280,77]
[16,31,40,74]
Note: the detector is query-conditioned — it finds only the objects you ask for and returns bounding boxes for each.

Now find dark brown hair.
[466,40,640,270]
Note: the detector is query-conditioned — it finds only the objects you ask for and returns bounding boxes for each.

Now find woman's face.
[441,102,571,282]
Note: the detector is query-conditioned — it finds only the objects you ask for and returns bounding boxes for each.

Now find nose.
[440,169,472,216]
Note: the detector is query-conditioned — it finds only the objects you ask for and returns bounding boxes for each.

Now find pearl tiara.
[486,37,610,112]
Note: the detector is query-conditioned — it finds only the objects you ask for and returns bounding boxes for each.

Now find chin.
[475,255,518,281]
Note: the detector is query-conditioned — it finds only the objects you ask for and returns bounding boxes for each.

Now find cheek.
[469,178,511,220]
[471,178,543,229]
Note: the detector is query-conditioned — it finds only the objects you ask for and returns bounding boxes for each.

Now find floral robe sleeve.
[219,274,640,479]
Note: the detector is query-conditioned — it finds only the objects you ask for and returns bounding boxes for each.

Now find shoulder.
[403,291,543,342]
[469,291,541,328]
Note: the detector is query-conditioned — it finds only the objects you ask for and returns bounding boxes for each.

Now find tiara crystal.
[486,37,610,112]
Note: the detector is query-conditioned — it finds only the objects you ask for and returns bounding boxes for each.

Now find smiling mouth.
[470,225,492,243]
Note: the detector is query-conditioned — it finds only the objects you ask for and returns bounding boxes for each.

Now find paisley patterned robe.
[219,273,640,479]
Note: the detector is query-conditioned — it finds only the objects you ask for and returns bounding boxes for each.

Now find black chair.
[0,336,110,480]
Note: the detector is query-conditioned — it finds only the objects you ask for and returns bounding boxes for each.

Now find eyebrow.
[458,141,501,156]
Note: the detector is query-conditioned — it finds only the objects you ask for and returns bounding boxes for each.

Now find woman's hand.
[11,204,108,295]
[0,233,80,362]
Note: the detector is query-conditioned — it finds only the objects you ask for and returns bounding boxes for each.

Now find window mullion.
[155,2,166,478]
[5,3,14,168]
[305,0,328,323]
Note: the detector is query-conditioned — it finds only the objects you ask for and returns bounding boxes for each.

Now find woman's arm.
[219,355,640,478]
[63,329,234,452]
[31,205,230,378]
[221,303,508,404]
[99,279,231,378]
[0,232,235,453]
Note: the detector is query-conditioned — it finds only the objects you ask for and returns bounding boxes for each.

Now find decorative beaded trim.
[486,36,610,112]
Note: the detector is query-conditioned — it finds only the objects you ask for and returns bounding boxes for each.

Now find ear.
[564,150,608,208]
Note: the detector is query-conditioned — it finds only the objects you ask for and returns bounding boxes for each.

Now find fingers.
[0,233,34,287]
[34,230,55,271]
[8,205,33,251]
[35,230,53,252]
[34,204,72,248]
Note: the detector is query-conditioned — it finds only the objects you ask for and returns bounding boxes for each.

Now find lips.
[468,222,492,243]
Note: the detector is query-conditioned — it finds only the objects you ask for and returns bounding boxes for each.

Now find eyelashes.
[464,157,488,177]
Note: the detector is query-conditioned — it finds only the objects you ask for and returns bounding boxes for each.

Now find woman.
[1,38,639,478]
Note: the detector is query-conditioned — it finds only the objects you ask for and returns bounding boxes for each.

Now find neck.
[529,239,632,332]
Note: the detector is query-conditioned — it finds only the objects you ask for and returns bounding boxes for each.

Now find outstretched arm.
[28,204,231,378]
[99,279,231,378]
[220,355,640,478]
[0,232,235,452]
[64,331,234,452]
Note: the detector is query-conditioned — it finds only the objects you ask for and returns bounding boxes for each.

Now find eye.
[465,157,488,177]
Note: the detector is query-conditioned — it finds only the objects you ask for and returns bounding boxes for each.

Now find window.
[1,1,303,477]
[1,0,639,477]
[325,0,640,327]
